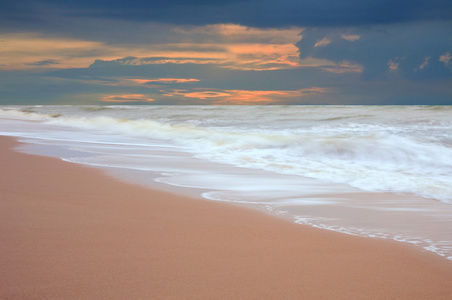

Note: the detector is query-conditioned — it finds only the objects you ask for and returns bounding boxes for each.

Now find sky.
[0,0,451,105]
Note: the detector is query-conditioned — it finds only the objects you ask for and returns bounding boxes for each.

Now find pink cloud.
[163,90,231,99]
[215,90,294,104]
[101,94,154,103]
[106,24,304,71]
[110,42,302,71]
[416,56,431,71]
[340,34,361,42]
[314,38,331,47]
[388,59,399,71]
[439,52,451,66]
[83,78,200,88]
[128,78,200,84]
[163,87,331,104]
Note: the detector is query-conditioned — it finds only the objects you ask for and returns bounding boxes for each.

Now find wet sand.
[1,136,452,299]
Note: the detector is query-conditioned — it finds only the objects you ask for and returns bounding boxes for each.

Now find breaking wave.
[1,106,451,203]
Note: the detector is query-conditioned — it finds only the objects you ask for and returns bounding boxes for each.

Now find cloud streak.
[0,33,163,70]
[1,24,303,71]
[101,94,154,103]
[161,87,332,104]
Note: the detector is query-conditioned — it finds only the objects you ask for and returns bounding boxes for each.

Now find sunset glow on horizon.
[0,1,451,105]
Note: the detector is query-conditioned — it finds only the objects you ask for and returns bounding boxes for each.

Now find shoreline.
[2,135,452,299]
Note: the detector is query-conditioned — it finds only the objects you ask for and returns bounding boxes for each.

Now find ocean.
[1,105,452,259]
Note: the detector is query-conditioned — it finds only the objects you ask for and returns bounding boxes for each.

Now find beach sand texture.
[1,136,452,299]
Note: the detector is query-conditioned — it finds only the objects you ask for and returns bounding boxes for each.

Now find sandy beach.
[1,135,452,299]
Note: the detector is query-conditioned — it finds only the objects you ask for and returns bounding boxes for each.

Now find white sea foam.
[4,105,451,202]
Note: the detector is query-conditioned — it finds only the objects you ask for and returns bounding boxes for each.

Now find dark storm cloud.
[1,0,451,30]
[297,21,452,80]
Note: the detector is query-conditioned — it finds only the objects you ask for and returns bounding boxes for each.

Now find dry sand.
[1,135,452,299]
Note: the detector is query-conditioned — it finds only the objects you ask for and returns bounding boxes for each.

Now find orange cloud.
[0,33,186,70]
[128,78,200,84]
[439,52,451,66]
[388,59,399,71]
[163,87,331,104]
[0,33,105,70]
[214,90,294,104]
[163,90,231,99]
[417,56,431,70]
[77,77,200,88]
[341,34,361,42]
[1,24,307,72]
[216,88,331,104]
[109,42,302,71]
[112,43,301,71]
[314,38,332,47]
[223,43,301,70]
[173,24,303,44]
[108,24,304,71]
[101,94,154,103]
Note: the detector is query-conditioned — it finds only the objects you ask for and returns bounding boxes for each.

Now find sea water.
[1,105,452,259]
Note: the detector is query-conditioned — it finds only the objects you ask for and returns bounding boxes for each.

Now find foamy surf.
[1,105,452,259]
